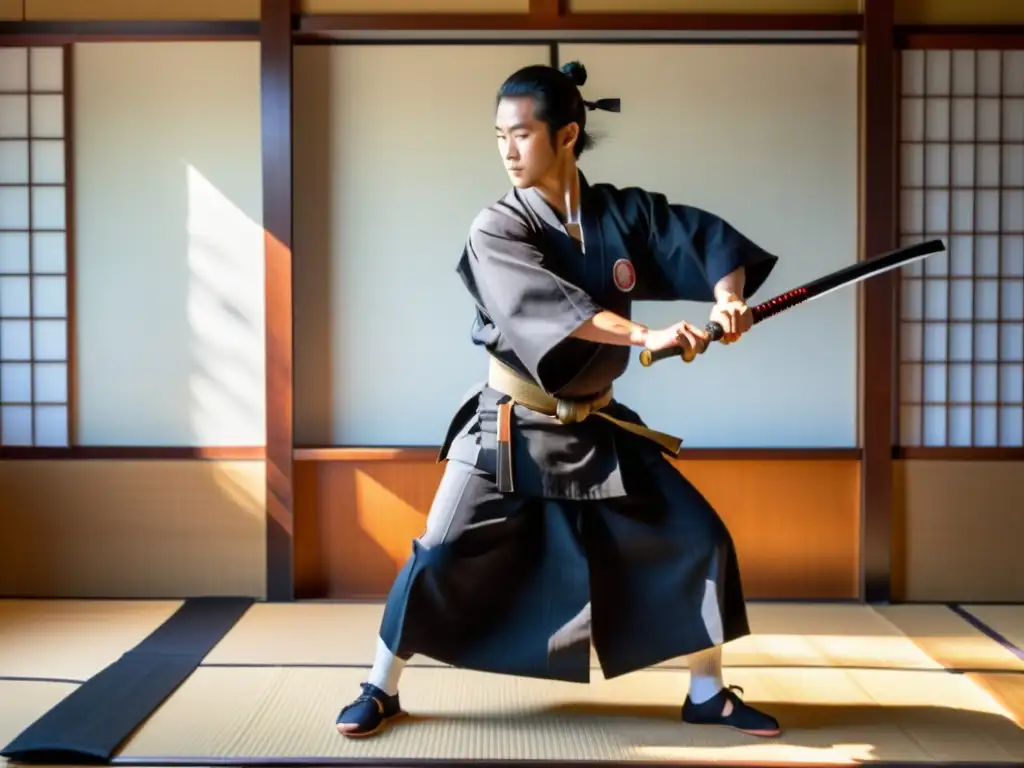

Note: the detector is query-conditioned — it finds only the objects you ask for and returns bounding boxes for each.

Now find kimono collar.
[522,170,593,233]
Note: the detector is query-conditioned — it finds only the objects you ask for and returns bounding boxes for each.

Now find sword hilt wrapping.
[637,290,799,367]
[638,321,724,367]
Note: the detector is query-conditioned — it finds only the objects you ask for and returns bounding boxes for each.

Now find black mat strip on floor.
[0,596,254,765]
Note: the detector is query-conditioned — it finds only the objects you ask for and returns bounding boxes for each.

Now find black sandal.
[335,682,405,738]
[682,684,781,737]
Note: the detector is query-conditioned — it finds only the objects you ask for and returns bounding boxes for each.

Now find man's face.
[494,96,576,189]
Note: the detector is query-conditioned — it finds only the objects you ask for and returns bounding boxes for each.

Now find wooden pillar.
[859,0,897,603]
[261,0,295,601]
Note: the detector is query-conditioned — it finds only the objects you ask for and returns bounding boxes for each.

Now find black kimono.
[377,172,779,683]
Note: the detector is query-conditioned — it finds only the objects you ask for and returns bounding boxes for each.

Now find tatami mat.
[201,602,394,666]
[718,603,943,671]
[969,673,1024,729]
[115,665,1024,763]
[3,600,1004,679]
[0,599,183,682]
[875,605,1024,671]
[3,601,1024,766]
[962,605,1024,658]
[202,602,947,671]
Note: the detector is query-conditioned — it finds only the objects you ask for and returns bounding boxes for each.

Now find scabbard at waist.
[487,356,683,493]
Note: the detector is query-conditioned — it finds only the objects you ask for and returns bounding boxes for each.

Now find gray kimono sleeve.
[458,209,603,391]
[629,189,779,303]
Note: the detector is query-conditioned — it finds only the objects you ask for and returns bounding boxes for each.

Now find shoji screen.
[0,46,70,448]
[898,49,1024,449]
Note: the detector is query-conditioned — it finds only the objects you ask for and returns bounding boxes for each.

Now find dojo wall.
[1,0,1023,603]
[292,43,860,449]
[290,41,865,600]
[0,41,268,598]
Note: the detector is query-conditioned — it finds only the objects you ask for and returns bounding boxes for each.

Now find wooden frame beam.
[0,19,260,40]
[292,447,862,462]
[894,24,1024,49]
[859,0,897,604]
[261,0,295,602]
[0,447,266,459]
[898,448,1024,460]
[296,12,862,35]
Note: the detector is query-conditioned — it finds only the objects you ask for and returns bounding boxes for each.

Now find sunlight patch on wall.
[185,162,265,448]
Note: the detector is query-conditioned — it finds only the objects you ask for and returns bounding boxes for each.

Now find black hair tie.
[584,98,621,113]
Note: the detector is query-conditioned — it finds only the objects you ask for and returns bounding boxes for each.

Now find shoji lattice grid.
[898,49,1024,448]
[0,47,70,448]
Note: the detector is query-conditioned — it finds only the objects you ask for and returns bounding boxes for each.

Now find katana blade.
[639,238,946,367]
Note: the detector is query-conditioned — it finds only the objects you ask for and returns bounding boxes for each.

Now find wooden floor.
[1,600,1024,767]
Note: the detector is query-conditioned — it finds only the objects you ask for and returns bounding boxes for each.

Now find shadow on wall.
[183,162,265,456]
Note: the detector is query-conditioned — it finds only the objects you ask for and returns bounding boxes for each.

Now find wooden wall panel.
[0,460,267,598]
[569,0,858,13]
[300,0,528,14]
[295,456,862,601]
[893,460,1024,603]
[895,0,1024,25]
[0,0,22,20]
[24,0,260,21]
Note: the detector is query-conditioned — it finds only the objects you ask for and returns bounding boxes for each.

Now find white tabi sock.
[366,636,407,696]
[687,645,725,704]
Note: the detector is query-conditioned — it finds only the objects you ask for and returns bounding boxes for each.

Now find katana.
[639,238,946,367]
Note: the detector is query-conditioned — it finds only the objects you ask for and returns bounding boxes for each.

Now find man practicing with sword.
[335,59,783,739]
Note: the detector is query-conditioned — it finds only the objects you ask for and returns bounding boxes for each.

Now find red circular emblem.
[612,258,636,293]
